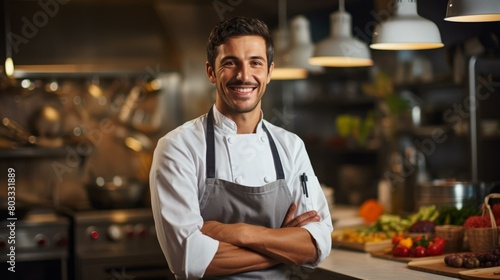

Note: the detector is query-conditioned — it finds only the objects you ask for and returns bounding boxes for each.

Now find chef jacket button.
[235,177,243,184]
[260,136,266,143]
[264,176,271,183]
[227,137,233,144]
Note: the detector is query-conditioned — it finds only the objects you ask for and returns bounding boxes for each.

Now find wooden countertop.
[315,248,459,280]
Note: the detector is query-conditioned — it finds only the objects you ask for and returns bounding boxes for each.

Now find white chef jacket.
[149,106,333,279]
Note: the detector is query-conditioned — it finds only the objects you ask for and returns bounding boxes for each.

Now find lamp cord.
[4,0,11,58]
[279,0,287,30]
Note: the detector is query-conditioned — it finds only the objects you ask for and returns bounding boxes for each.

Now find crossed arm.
[201,203,320,277]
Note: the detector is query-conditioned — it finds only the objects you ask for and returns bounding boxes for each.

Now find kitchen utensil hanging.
[1,117,63,148]
[114,85,154,152]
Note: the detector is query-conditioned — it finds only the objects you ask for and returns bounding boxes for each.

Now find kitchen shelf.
[295,98,377,113]
[394,79,465,93]
[306,144,379,155]
[0,146,73,159]
[309,147,379,165]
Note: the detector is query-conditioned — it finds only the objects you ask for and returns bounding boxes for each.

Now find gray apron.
[200,107,293,280]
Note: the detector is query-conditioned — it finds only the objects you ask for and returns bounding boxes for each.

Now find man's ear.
[206,62,216,83]
[266,62,274,84]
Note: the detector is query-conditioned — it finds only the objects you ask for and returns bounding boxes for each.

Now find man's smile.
[228,85,257,96]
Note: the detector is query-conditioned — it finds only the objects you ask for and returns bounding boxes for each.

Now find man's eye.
[251,61,264,66]
[223,61,236,66]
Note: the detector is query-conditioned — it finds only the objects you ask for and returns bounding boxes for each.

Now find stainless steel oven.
[0,212,69,280]
[71,208,175,280]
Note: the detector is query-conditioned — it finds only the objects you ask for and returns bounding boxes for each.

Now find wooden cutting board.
[370,250,447,263]
[332,239,392,252]
[460,267,500,279]
[407,258,465,278]
[370,250,414,262]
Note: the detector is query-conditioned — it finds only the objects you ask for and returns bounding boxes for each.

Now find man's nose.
[236,64,250,81]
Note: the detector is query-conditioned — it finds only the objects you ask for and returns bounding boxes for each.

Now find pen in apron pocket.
[300,173,309,198]
[300,173,313,211]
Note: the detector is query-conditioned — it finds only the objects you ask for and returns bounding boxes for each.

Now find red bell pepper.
[426,237,446,256]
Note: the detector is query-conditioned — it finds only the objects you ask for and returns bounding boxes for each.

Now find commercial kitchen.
[1,0,500,279]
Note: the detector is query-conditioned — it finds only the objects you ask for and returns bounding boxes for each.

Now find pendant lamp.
[445,0,500,22]
[271,0,308,80]
[3,0,14,77]
[283,16,323,73]
[272,28,308,80]
[370,0,444,50]
[309,0,373,67]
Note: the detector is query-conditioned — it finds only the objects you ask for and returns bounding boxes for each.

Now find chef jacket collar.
[212,105,265,135]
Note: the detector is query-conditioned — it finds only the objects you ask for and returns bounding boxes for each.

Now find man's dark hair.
[206,16,274,71]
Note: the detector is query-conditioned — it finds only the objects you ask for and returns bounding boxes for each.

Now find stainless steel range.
[71,208,175,280]
[0,212,70,280]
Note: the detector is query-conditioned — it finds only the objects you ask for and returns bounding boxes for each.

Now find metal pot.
[415,179,491,209]
[86,176,148,209]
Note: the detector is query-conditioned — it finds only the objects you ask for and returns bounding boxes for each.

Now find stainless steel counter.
[314,248,459,280]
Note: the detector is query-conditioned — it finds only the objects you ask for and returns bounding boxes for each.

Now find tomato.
[392,244,410,257]
[413,245,427,257]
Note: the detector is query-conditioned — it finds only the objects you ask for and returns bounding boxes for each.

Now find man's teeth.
[233,87,253,93]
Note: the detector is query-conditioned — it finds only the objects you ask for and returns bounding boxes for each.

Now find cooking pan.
[415,179,492,209]
[86,176,148,209]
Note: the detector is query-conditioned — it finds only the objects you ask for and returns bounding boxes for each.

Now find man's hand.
[281,203,320,228]
[202,203,320,245]
[202,203,320,266]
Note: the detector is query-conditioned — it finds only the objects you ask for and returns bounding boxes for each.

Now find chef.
[149,16,333,279]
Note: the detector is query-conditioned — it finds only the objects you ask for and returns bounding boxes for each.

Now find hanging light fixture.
[271,0,308,80]
[282,16,323,74]
[272,29,308,80]
[3,0,14,77]
[445,0,500,22]
[370,0,444,50]
[309,0,373,67]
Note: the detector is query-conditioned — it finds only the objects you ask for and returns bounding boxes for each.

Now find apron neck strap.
[206,106,285,180]
[206,106,216,178]
[261,122,285,180]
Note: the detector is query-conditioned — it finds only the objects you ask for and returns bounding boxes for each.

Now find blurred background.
[0,0,499,279]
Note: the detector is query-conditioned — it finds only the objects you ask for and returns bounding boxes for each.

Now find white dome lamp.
[370,0,444,50]
[445,0,500,22]
[283,16,324,74]
[271,0,308,80]
[309,0,373,67]
[272,28,308,80]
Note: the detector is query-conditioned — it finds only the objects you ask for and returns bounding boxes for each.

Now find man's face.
[206,35,274,116]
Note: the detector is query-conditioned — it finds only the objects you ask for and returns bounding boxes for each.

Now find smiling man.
[149,16,333,279]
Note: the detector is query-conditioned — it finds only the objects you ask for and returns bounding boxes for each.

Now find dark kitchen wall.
[1,1,5,67]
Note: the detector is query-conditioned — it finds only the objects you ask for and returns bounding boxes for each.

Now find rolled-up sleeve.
[302,222,333,266]
[150,134,218,279]
[285,136,334,267]
[300,174,333,266]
